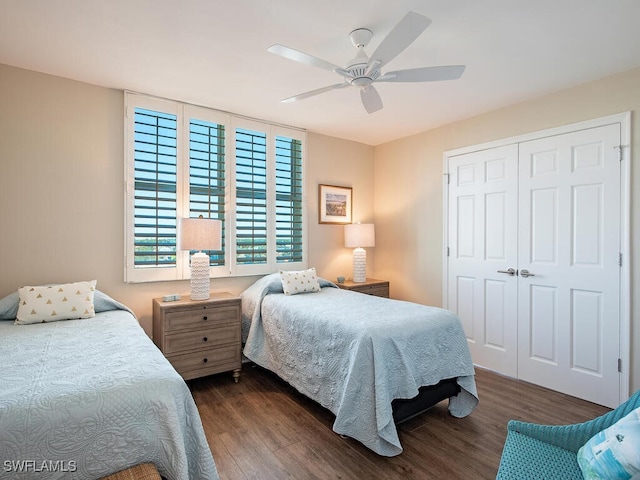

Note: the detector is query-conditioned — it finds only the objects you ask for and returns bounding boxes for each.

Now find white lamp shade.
[179,218,222,251]
[345,223,374,283]
[344,223,375,248]
[178,218,222,301]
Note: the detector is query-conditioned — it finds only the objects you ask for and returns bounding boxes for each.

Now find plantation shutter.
[275,135,303,263]
[189,118,226,266]
[234,127,268,265]
[132,107,178,268]
[125,92,306,282]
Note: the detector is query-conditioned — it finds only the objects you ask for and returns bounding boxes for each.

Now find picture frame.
[318,184,352,224]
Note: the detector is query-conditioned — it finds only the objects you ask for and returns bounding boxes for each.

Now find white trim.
[178,104,190,280]
[619,111,631,401]
[444,112,630,158]
[443,111,631,403]
[441,170,449,309]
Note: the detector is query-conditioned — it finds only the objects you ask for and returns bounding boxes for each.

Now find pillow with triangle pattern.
[279,268,321,295]
[15,280,97,325]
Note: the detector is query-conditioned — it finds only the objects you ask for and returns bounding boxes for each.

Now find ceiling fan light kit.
[268,11,466,114]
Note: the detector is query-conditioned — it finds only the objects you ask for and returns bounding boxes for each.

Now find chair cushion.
[497,430,584,480]
[577,406,640,479]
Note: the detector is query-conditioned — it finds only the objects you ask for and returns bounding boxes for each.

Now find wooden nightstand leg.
[233,368,241,383]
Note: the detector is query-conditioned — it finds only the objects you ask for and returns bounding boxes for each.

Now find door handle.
[520,269,535,278]
[497,268,517,276]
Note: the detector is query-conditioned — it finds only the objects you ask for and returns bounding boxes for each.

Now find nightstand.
[152,293,242,382]
[336,278,389,298]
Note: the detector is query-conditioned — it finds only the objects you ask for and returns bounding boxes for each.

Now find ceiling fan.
[268,11,465,114]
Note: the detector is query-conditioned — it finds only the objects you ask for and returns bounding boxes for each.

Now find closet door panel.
[447,144,519,376]
[517,123,621,408]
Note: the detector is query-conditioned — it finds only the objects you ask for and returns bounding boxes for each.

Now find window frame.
[124,92,307,283]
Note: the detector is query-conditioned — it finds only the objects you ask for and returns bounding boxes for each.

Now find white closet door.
[447,145,519,376]
[517,124,621,408]
[445,121,623,407]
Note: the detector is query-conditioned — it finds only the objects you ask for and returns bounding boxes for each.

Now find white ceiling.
[1,0,639,146]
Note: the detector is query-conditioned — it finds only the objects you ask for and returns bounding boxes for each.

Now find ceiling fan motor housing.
[348,66,379,87]
[347,28,379,87]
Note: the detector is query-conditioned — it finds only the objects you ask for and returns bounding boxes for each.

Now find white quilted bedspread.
[241,274,478,456]
[0,302,218,479]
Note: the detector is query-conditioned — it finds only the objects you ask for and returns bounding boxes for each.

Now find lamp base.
[352,247,367,283]
[190,252,210,300]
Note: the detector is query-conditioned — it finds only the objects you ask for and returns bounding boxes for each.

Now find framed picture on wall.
[318,184,352,224]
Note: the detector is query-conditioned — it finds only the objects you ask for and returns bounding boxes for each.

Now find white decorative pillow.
[16,280,97,325]
[577,406,640,479]
[279,268,321,296]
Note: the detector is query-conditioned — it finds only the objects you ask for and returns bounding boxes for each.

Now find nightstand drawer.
[164,304,239,332]
[164,324,240,354]
[337,279,390,298]
[167,344,240,378]
[355,284,389,297]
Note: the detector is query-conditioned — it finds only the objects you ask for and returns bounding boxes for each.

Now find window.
[235,127,268,267]
[124,93,306,283]
[189,117,226,268]
[131,107,178,270]
[275,135,303,263]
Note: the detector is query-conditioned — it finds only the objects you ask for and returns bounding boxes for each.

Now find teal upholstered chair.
[496,389,640,479]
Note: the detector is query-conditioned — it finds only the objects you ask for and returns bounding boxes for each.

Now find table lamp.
[179,216,222,300]
[344,223,375,283]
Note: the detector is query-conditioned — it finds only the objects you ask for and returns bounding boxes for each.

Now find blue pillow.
[577,406,640,479]
[0,291,19,320]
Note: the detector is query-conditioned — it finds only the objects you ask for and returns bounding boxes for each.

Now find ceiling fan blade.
[378,65,466,83]
[281,83,349,103]
[360,85,383,114]
[369,11,432,69]
[268,44,349,76]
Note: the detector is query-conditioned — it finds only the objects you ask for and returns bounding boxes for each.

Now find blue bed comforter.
[241,274,478,456]
[0,292,218,480]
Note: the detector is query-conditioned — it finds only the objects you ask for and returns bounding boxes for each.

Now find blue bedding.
[241,274,479,456]
[0,292,218,479]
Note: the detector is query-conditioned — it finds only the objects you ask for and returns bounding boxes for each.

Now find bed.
[0,287,219,480]
[241,273,479,457]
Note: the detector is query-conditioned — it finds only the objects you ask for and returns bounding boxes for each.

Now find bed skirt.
[392,378,461,424]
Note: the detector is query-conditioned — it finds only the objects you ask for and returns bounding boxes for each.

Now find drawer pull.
[203,358,208,363]
[203,337,208,342]
[203,316,208,321]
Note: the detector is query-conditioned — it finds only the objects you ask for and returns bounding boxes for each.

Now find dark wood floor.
[188,364,609,480]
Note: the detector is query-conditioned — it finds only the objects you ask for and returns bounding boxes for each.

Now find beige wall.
[2,60,637,392]
[307,133,375,282]
[0,63,374,335]
[374,66,640,392]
